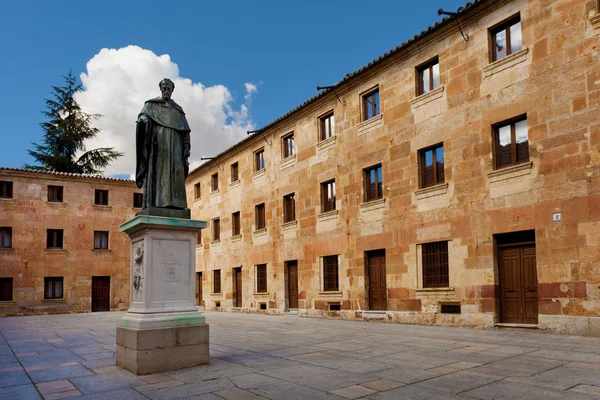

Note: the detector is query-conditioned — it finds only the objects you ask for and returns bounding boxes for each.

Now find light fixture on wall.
[438,9,469,42]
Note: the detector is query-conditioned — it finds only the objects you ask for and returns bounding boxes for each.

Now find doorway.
[366,250,387,311]
[233,267,242,308]
[196,272,203,306]
[497,230,538,324]
[91,276,110,312]
[286,261,299,309]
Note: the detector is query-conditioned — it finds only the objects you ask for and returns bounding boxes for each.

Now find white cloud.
[75,45,254,177]
[244,82,258,100]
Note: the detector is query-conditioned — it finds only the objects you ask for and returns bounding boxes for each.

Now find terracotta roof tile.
[0,167,134,183]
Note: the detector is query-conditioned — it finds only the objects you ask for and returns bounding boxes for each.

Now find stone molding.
[591,13,600,30]
[410,86,445,109]
[210,189,219,198]
[230,234,242,243]
[253,292,269,297]
[281,220,298,231]
[253,228,267,237]
[415,287,455,293]
[317,291,343,297]
[415,182,449,201]
[93,205,112,211]
[483,48,529,78]
[46,201,67,208]
[44,249,67,254]
[280,154,297,170]
[210,239,221,247]
[0,248,14,254]
[316,135,336,153]
[359,197,386,212]
[357,114,383,135]
[228,180,240,189]
[317,209,339,222]
[487,161,533,184]
[210,292,222,297]
[252,169,266,180]
[193,197,202,206]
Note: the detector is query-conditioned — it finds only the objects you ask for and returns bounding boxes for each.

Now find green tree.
[25,72,123,174]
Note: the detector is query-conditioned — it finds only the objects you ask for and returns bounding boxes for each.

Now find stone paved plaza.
[1,312,600,399]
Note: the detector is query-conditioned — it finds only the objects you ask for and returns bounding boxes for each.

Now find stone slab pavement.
[1,311,600,399]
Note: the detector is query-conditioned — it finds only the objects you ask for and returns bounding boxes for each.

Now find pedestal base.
[116,322,209,374]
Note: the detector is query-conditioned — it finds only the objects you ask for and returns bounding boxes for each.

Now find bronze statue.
[135,78,191,218]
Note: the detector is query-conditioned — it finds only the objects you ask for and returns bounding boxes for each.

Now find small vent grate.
[215,301,221,308]
[440,303,461,314]
[329,303,341,311]
[259,303,267,310]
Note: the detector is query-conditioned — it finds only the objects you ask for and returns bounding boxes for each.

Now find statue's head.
[159,78,175,101]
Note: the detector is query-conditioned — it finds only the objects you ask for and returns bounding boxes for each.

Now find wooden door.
[499,246,538,324]
[287,261,298,309]
[196,272,203,306]
[367,250,387,311]
[234,268,242,307]
[91,276,110,312]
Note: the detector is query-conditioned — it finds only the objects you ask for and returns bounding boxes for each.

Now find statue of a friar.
[135,78,191,219]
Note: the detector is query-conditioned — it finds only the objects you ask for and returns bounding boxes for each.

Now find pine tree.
[25,72,123,174]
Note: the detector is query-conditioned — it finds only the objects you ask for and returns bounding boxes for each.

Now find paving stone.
[228,372,285,389]
[368,366,441,384]
[366,385,468,400]
[287,352,395,374]
[69,370,146,394]
[43,389,83,400]
[249,382,346,400]
[568,384,600,396]
[139,374,177,384]
[142,378,235,400]
[507,364,600,390]
[261,364,373,391]
[165,359,256,383]
[69,388,148,400]
[415,370,504,393]
[214,387,269,399]
[0,383,42,400]
[18,350,86,368]
[462,380,595,400]
[360,379,405,392]
[0,370,32,388]
[133,380,184,392]
[28,364,94,383]
[35,379,76,394]
[330,384,377,399]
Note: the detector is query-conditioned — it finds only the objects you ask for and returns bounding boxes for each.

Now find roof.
[0,167,135,183]
[188,0,489,178]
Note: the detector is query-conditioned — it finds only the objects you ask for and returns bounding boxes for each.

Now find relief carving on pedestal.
[133,243,144,294]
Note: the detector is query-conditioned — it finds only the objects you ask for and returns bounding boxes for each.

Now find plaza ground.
[1,312,600,399]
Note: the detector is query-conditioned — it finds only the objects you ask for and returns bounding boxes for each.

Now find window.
[363,165,383,202]
[254,148,265,172]
[362,88,380,121]
[0,181,13,198]
[419,144,445,188]
[212,218,220,241]
[232,211,241,236]
[213,270,221,293]
[231,162,239,182]
[94,231,109,249]
[133,193,143,208]
[491,16,522,62]
[283,193,296,223]
[417,58,440,95]
[422,241,449,288]
[493,117,529,169]
[321,180,336,213]
[322,255,339,292]
[282,133,295,158]
[255,203,266,230]
[0,227,12,248]
[44,277,64,299]
[47,186,63,202]
[0,278,12,301]
[320,112,335,141]
[211,173,219,192]
[194,183,201,200]
[47,229,63,249]
[196,231,202,246]
[94,189,108,206]
[256,264,267,293]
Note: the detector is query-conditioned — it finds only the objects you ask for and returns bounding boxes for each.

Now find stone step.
[284,309,299,315]
[362,311,387,320]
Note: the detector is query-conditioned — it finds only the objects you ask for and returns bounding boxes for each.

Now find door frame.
[285,260,299,310]
[365,249,387,311]
[91,276,110,312]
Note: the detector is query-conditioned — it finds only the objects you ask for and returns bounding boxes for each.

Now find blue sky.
[0,0,467,175]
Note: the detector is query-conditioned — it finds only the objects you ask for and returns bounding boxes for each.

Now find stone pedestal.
[117,215,208,375]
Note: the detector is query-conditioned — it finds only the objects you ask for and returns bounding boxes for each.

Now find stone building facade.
[0,168,140,315]
[188,0,600,336]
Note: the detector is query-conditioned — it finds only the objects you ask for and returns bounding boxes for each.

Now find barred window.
[256,264,267,293]
[213,270,221,294]
[323,255,339,292]
[422,241,449,288]
[44,277,64,299]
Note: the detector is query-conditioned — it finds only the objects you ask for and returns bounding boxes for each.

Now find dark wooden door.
[91,276,110,312]
[367,250,387,311]
[287,261,298,309]
[196,272,203,306]
[499,246,538,324]
[234,268,242,307]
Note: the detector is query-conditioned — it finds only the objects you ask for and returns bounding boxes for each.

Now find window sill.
[210,190,220,198]
[316,135,336,152]
[357,114,383,134]
[415,182,448,201]
[231,234,242,243]
[91,249,111,253]
[253,292,269,296]
[318,291,342,297]
[43,299,65,303]
[282,220,297,231]
[195,244,204,250]
[46,201,66,207]
[193,197,203,205]
[210,293,222,297]
[317,209,338,222]
[0,198,16,203]
[359,198,386,212]
[592,13,600,30]
[0,301,16,306]
[416,287,455,293]
[229,180,241,189]
[93,205,111,210]
[210,239,221,246]
[280,154,296,170]
[253,228,267,238]
[487,161,532,184]
[0,248,14,254]
[252,169,266,180]
[483,48,529,78]
[45,249,66,254]
[411,86,444,109]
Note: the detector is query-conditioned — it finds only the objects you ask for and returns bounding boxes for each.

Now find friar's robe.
[135,97,191,210]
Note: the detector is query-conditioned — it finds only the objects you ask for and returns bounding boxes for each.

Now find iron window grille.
[323,255,339,292]
[213,270,221,294]
[256,264,267,293]
[422,241,449,288]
